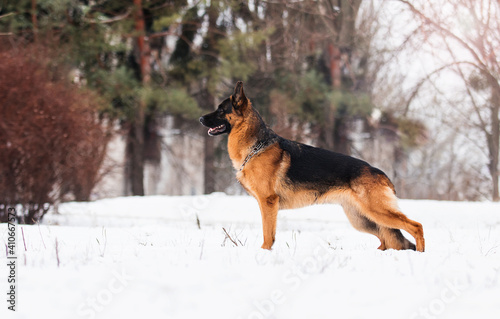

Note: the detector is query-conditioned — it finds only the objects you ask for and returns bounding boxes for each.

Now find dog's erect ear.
[232,81,246,108]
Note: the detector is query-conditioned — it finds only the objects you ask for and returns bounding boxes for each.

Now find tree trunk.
[337,0,362,50]
[321,0,361,154]
[128,117,145,196]
[328,43,342,89]
[489,90,499,201]
[200,90,216,194]
[201,3,219,194]
[319,43,341,151]
[203,133,215,194]
[134,0,151,85]
[127,0,150,196]
[267,1,285,68]
[334,117,350,155]
[31,0,37,42]
[321,104,336,150]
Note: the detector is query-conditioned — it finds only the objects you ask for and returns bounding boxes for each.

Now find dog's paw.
[261,243,273,250]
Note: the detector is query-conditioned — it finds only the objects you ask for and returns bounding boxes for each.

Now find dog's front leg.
[257,194,279,250]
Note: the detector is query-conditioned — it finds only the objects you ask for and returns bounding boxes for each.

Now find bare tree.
[399,0,500,201]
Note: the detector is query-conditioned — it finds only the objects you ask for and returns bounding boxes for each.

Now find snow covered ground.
[1,194,500,319]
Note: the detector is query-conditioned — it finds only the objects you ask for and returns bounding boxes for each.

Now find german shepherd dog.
[200,82,425,252]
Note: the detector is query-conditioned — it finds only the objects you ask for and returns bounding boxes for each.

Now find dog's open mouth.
[208,124,226,136]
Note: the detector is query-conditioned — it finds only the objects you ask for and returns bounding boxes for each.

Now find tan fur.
[227,100,261,169]
[235,143,283,249]
[224,91,425,252]
[348,172,425,251]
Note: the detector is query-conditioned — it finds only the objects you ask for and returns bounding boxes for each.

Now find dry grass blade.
[222,227,239,247]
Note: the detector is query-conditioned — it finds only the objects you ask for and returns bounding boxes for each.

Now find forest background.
[1,0,499,224]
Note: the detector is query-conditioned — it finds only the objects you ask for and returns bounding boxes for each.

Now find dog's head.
[199,81,249,136]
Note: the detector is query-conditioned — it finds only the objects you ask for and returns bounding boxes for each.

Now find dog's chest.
[235,170,259,198]
[236,170,250,190]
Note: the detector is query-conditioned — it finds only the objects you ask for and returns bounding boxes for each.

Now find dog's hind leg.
[353,186,425,252]
[343,203,417,250]
[377,227,416,251]
[342,203,386,250]
[370,210,424,252]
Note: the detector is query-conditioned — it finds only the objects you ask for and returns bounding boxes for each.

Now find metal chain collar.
[239,141,267,171]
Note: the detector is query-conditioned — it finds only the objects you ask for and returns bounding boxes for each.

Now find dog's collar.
[239,140,273,171]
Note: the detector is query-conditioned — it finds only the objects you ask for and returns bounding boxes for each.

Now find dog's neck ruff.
[239,139,275,171]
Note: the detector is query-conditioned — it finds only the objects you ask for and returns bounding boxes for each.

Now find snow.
[2,194,500,319]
